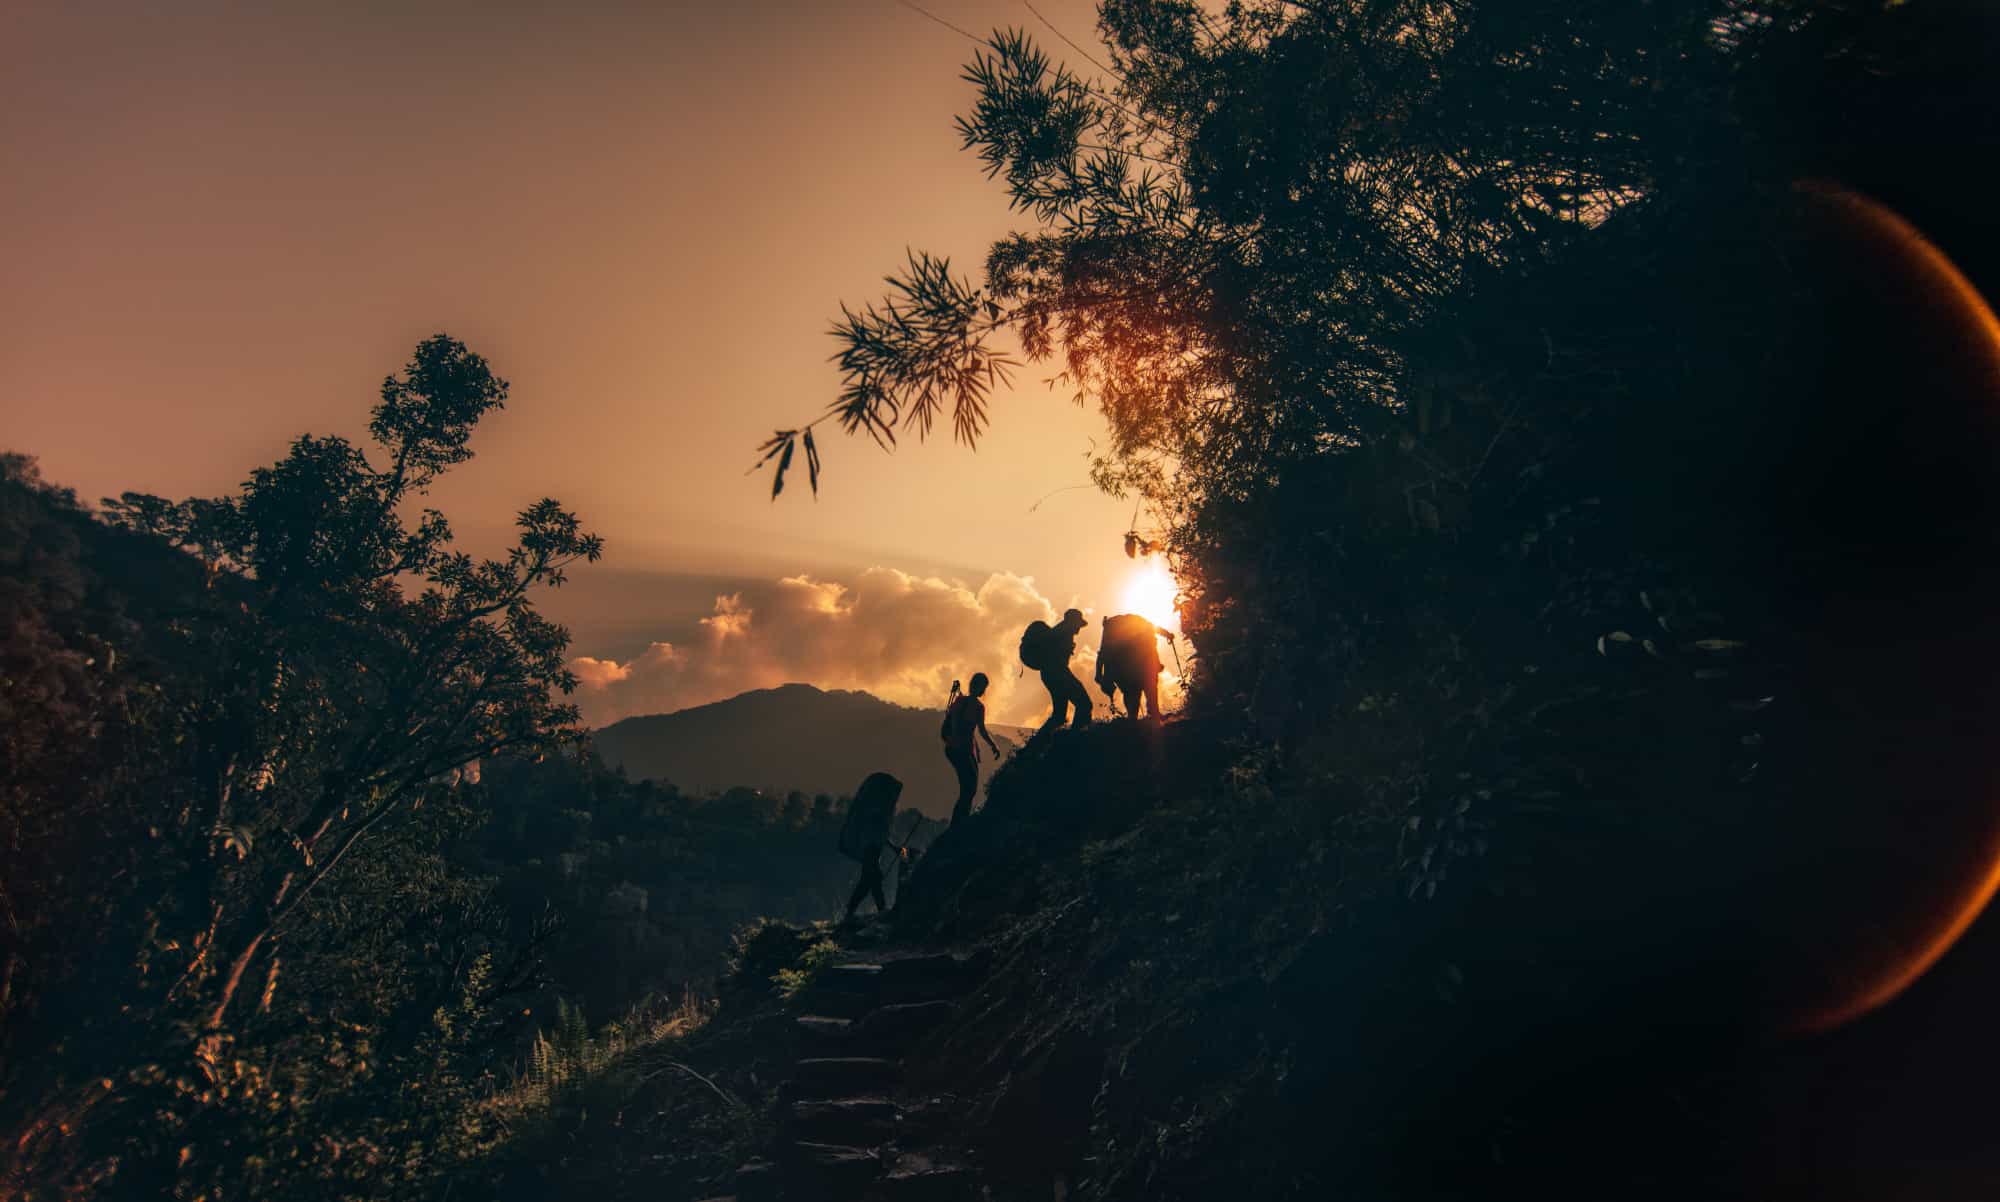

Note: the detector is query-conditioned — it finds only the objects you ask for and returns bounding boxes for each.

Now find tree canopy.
[3,337,602,1196]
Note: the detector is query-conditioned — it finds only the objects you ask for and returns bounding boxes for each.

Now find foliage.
[465,752,861,1019]
[770,937,841,1001]
[719,6,2000,1195]
[1,338,601,1198]
[765,0,1986,726]
[503,994,709,1114]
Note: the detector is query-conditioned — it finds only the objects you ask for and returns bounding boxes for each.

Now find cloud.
[566,568,1081,727]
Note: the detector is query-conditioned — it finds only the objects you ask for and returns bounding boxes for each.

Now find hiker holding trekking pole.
[1096,613,1176,720]
[838,773,902,922]
[940,674,1001,824]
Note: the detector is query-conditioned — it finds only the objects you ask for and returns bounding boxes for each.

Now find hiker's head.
[1060,607,1086,632]
[969,672,989,696]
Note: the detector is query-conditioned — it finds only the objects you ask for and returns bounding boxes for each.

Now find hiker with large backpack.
[1095,613,1176,720]
[940,673,1002,824]
[1021,608,1092,739]
[838,772,903,921]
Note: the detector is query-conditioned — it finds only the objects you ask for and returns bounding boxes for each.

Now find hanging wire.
[1022,0,1114,75]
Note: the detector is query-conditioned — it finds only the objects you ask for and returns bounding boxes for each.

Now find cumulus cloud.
[566,568,1081,728]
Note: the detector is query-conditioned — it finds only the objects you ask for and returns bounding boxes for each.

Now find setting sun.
[1118,557,1180,632]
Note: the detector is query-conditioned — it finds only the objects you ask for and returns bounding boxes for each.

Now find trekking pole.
[889,810,922,856]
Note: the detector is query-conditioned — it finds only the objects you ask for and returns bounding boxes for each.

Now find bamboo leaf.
[771,438,795,500]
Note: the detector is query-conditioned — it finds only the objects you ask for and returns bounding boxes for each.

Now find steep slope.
[592,684,1025,818]
[486,705,2000,1201]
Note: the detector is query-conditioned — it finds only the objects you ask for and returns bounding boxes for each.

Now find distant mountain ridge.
[591,684,1023,818]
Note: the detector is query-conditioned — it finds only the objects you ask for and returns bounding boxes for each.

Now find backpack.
[838,772,901,861]
[939,680,962,740]
[941,694,978,744]
[1019,620,1056,671]
[1098,614,1164,681]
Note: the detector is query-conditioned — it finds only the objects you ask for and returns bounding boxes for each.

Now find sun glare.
[1120,558,1181,632]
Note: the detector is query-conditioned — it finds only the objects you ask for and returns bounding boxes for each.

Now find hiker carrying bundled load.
[838,772,903,921]
[940,674,1001,824]
[1020,608,1092,739]
[1095,613,1176,720]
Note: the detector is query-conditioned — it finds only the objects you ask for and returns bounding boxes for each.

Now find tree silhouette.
[6,336,601,1193]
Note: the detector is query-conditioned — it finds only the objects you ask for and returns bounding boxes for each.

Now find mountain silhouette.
[591,683,1023,817]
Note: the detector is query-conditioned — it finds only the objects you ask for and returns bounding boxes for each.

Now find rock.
[796,1014,854,1044]
[851,1000,957,1048]
[731,1159,779,1202]
[866,1150,978,1201]
[795,988,878,1019]
[791,1057,901,1094]
[980,1028,1101,1182]
[783,1141,883,1197]
[823,963,886,990]
[788,1096,900,1144]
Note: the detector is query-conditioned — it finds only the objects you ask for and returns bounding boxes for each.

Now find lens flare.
[1119,557,1180,632]
[1787,180,2000,1035]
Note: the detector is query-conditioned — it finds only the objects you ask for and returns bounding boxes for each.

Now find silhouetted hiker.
[940,674,1001,823]
[1021,608,1092,738]
[838,772,902,921]
[1096,613,1175,719]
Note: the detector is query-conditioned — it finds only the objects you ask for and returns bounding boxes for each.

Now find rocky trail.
[710,940,996,1201]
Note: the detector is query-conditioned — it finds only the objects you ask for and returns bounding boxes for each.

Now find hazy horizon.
[2,0,1174,727]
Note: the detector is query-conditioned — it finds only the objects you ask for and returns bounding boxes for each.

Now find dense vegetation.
[776,0,2000,1015]
[9,0,2000,1197]
[0,354,880,1198]
[4,328,612,1197]
[732,0,2000,1196]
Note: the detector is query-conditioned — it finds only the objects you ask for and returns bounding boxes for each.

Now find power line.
[1022,0,1114,75]
[887,0,1146,128]
[891,0,982,43]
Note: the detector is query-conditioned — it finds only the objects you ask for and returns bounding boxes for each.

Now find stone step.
[782,1140,884,1199]
[803,971,971,1013]
[795,1014,855,1044]
[876,953,977,988]
[821,963,886,991]
[731,1159,778,1202]
[851,999,956,1046]
[787,1095,900,1144]
[794,985,879,1019]
[865,1150,978,1201]
[790,1057,902,1095]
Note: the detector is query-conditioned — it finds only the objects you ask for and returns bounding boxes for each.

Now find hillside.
[592,684,1026,818]
[486,714,2000,1202]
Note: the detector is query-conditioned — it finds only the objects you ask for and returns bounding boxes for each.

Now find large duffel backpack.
[837,772,902,861]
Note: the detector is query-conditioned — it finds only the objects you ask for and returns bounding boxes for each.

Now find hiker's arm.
[977,713,1000,754]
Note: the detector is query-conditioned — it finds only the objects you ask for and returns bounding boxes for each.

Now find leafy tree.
[3,336,601,1196]
[758,0,1968,706]
[766,2,1736,480]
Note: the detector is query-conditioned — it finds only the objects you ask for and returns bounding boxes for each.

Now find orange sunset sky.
[1,0,1178,726]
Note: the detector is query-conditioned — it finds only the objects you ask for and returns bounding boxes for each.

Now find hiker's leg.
[1068,670,1093,726]
[866,848,888,912]
[846,846,883,917]
[949,748,978,823]
[1037,670,1069,736]
[1144,675,1161,719]
[845,866,872,917]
